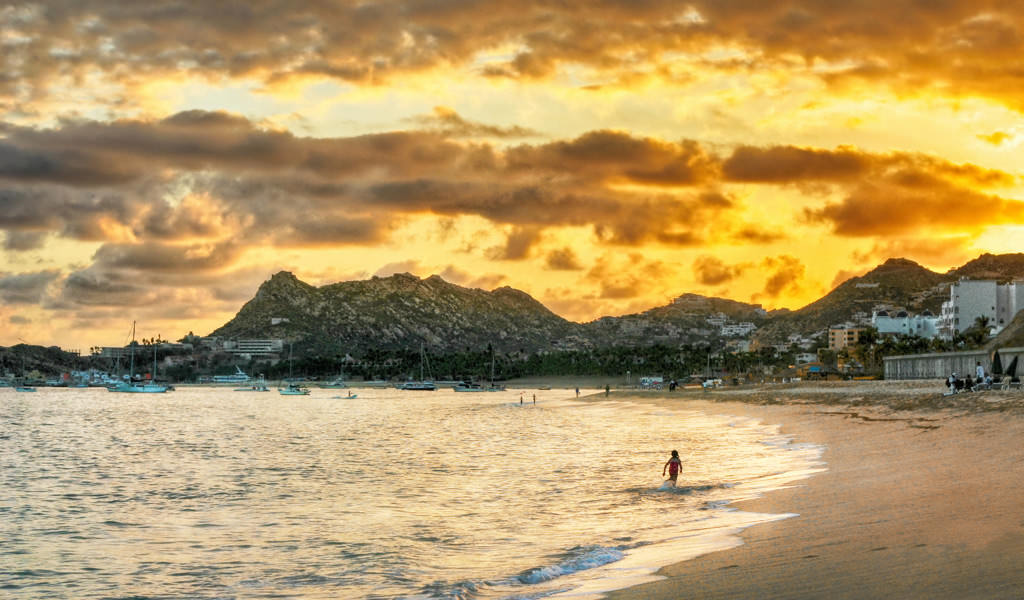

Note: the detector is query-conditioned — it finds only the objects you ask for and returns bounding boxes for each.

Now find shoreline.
[596,381,1024,599]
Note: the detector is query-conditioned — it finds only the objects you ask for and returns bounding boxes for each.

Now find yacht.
[107,322,169,393]
[279,382,311,396]
[214,366,251,384]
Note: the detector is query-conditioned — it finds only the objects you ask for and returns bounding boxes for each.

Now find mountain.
[211,271,583,354]
[584,293,769,347]
[211,253,1024,356]
[752,253,1024,345]
[752,258,948,343]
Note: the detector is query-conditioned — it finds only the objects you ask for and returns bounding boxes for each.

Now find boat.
[235,375,269,392]
[278,344,310,395]
[397,381,437,391]
[397,345,436,391]
[332,391,359,399]
[107,322,169,393]
[453,380,485,392]
[15,386,36,392]
[279,382,310,396]
[214,366,251,384]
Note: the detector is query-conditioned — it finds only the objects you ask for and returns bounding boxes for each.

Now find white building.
[720,322,757,337]
[872,310,940,339]
[223,339,284,356]
[938,279,1024,339]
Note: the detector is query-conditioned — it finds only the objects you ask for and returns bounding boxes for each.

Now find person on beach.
[976,362,985,380]
[663,450,682,486]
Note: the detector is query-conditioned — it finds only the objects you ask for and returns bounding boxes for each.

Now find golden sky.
[2,1,1024,349]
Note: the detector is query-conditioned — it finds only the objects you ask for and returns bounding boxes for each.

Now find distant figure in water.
[605,384,610,397]
[663,450,682,486]
[532,393,536,404]
[575,387,580,398]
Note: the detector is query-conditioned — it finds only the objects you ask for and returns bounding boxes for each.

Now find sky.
[3,1,1024,349]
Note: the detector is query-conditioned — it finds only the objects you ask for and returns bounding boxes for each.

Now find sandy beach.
[598,381,1024,599]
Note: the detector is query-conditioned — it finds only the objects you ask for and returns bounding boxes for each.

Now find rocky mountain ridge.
[211,253,1024,355]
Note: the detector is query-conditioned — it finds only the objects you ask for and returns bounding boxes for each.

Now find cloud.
[544,247,585,270]
[486,226,543,260]
[692,255,749,285]
[438,265,507,290]
[7,2,1024,115]
[9,315,31,325]
[852,237,976,269]
[723,145,868,183]
[0,270,61,304]
[757,255,805,299]
[374,260,424,278]
[804,180,1024,237]
[4,231,47,252]
[506,130,718,187]
[408,106,542,139]
[977,131,1012,146]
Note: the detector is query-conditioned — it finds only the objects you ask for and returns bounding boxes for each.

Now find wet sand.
[600,381,1024,599]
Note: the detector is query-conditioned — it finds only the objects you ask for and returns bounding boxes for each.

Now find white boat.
[398,345,436,391]
[279,382,310,396]
[15,386,36,392]
[397,381,437,391]
[214,366,251,384]
[107,381,168,393]
[107,322,169,393]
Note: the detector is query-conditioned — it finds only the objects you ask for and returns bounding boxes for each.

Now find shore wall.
[884,346,1024,380]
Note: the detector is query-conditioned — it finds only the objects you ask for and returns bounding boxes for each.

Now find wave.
[516,544,625,584]
[416,544,627,599]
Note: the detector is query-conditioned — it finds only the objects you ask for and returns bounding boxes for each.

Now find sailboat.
[279,343,310,395]
[397,345,437,391]
[453,346,504,392]
[108,322,169,393]
[235,374,270,392]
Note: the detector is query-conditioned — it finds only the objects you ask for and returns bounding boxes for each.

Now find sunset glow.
[3,1,1024,348]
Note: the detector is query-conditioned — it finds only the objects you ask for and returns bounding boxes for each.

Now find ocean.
[0,386,824,599]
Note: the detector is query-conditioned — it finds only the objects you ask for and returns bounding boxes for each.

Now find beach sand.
[598,381,1024,599]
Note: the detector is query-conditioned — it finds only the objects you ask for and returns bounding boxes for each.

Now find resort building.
[223,339,284,356]
[937,279,1024,339]
[828,326,864,351]
[872,310,940,339]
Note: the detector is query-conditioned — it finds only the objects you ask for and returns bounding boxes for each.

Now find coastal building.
[223,339,284,357]
[828,326,863,351]
[720,322,757,337]
[937,278,1024,339]
[872,310,940,339]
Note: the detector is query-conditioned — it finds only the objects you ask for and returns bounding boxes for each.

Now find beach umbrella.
[991,351,1003,376]
[1006,356,1018,378]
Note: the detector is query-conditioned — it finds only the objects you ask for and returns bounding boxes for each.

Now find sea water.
[0,387,824,599]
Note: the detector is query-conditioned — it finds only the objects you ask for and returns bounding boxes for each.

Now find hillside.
[211,271,584,355]
[210,253,1024,357]
[585,293,769,346]
[753,258,948,343]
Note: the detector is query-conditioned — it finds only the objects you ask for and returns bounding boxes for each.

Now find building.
[720,322,757,337]
[223,339,284,356]
[872,310,940,339]
[937,279,1024,339]
[828,326,863,351]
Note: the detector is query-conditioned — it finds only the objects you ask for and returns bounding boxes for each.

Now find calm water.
[0,387,823,599]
